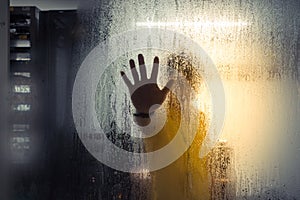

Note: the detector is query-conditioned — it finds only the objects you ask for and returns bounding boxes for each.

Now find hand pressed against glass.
[120,54,174,125]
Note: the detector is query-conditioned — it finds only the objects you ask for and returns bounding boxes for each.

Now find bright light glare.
[136,21,248,28]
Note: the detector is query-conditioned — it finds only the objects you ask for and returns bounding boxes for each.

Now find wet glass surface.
[73,0,300,199]
[6,0,300,199]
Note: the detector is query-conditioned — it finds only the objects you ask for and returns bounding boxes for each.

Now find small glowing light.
[132,168,151,180]
[13,104,31,111]
[13,72,31,78]
[14,85,31,93]
[218,139,228,143]
[11,137,30,150]
[12,137,30,143]
[136,21,248,28]
[13,124,30,132]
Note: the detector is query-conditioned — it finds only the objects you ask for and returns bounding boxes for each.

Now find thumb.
[161,79,175,96]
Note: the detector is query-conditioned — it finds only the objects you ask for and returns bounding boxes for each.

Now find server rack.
[9,6,46,165]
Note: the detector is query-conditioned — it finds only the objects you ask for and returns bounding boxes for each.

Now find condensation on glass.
[77,0,300,199]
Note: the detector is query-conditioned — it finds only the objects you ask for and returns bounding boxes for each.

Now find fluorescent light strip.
[136,21,248,28]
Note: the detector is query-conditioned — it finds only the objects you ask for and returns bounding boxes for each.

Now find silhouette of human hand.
[121,54,174,117]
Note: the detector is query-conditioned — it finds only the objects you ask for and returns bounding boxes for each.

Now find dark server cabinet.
[9,7,79,200]
[9,6,47,200]
[0,1,9,199]
[9,6,46,165]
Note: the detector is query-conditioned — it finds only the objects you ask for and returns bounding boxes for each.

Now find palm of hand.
[121,54,174,114]
[131,83,168,113]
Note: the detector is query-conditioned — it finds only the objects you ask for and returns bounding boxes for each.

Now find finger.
[150,56,159,81]
[161,79,175,96]
[138,54,147,80]
[120,71,133,89]
[129,59,140,84]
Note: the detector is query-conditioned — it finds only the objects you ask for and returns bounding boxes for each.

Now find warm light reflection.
[132,168,151,180]
[193,87,212,116]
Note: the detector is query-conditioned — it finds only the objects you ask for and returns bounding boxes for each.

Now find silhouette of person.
[121,54,209,199]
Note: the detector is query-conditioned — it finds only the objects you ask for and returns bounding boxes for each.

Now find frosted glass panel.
[75,0,300,199]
